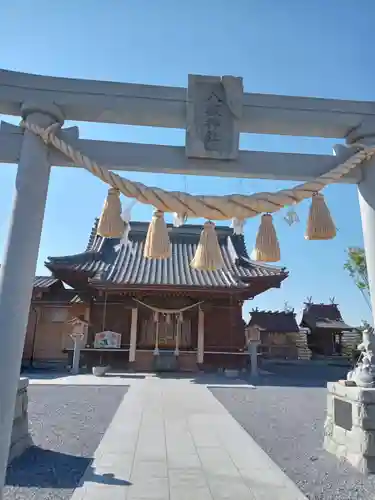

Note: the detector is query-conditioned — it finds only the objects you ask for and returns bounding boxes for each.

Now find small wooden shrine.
[300,300,353,356]
[247,308,301,359]
[26,218,289,372]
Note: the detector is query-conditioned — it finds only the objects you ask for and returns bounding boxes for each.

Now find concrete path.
[63,376,306,500]
[27,372,256,388]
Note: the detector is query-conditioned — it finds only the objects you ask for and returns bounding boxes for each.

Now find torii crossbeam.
[0,70,375,495]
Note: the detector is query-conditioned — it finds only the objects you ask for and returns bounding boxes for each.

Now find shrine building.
[247,309,311,360]
[23,219,288,372]
[300,301,354,357]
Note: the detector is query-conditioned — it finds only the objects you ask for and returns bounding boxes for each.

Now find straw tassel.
[251,214,280,262]
[97,188,124,238]
[191,221,224,271]
[305,193,336,240]
[144,210,171,259]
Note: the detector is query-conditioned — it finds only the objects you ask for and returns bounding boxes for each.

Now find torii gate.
[0,69,375,491]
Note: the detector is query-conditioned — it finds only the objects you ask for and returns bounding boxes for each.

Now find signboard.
[186,74,243,160]
[245,325,261,344]
[94,331,121,349]
[334,397,353,431]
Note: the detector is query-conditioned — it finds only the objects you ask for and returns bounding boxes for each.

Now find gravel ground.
[211,363,375,500]
[4,384,128,500]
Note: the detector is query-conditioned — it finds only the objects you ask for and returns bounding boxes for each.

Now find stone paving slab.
[70,377,306,500]
[26,372,255,389]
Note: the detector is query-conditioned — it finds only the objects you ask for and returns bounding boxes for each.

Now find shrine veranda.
[1,69,375,493]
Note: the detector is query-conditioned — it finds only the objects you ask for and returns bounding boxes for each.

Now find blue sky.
[0,0,374,325]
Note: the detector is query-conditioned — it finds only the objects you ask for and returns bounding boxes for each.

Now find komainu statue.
[347,327,375,388]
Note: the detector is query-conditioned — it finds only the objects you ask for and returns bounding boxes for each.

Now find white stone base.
[324,382,375,474]
[8,377,33,463]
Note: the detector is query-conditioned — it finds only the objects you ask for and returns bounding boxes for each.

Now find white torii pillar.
[0,102,64,496]
[350,122,375,322]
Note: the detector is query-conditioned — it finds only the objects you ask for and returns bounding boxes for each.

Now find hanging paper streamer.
[115,200,137,253]
[173,213,187,227]
[284,207,300,226]
[231,217,246,235]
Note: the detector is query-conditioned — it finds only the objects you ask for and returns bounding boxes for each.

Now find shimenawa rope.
[21,120,374,220]
[21,120,375,265]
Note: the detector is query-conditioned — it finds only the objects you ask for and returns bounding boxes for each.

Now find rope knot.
[20,120,62,145]
[40,122,62,145]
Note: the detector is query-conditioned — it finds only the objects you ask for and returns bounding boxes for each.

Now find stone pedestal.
[8,378,32,463]
[324,381,375,474]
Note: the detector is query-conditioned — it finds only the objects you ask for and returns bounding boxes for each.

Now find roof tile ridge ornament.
[46,248,101,261]
[86,218,99,251]
[240,254,288,273]
[229,232,250,260]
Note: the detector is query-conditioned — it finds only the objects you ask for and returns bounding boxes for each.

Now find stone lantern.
[68,316,88,375]
[245,325,261,377]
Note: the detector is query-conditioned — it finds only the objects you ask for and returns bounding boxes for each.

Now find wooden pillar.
[84,305,90,345]
[71,335,83,375]
[197,307,204,364]
[129,307,138,362]
[174,313,182,356]
[154,319,160,355]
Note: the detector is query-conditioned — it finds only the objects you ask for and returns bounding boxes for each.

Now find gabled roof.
[33,276,62,290]
[248,309,300,333]
[46,220,288,291]
[300,303,352,331]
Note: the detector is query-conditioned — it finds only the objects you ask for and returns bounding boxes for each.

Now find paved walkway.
[47,375,307,500]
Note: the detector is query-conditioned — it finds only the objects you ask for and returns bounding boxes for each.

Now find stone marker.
[324,382,375,473]
[8,378,32,463]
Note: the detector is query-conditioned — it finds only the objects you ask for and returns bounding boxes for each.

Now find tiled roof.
[33,276,61,289]
[70,294,85,304]
[301,303,353,331]
[248,310,300,333]
[46,221,288,289]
